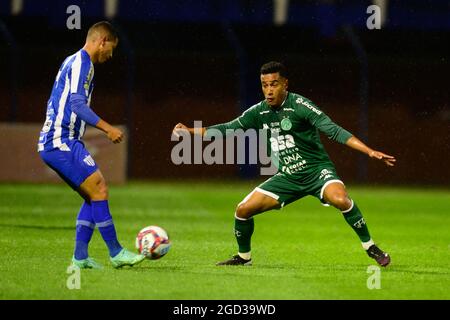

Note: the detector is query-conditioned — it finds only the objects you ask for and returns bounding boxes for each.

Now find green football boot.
[110,248,146,268]
[71,256,103,269]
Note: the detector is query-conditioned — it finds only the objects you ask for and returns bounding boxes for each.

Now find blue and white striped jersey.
[38,49,95,152]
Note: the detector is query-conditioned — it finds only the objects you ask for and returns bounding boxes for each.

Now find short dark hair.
[87,21,118,41]
[260,61,287,78]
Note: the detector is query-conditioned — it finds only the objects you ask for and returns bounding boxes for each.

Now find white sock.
[362,239,375,250]
[238,252,251,260]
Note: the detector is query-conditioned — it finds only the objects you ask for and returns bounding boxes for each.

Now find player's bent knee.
[95,181,109,200]
[86,177,109,201]
[235,203,256,220]
[329,194,351,210]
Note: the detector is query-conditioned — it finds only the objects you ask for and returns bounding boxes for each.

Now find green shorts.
[255,167,344,208]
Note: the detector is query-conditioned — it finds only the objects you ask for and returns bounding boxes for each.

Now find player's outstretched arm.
[96,119,124,144]
[69,94,123,144]
[172,123,206,137]
[345,136,396,167]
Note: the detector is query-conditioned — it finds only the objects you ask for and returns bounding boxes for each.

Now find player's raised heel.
[110,248,145,268]
[71,256,103,269]
[216,254,252,266]
[366,245,391,267]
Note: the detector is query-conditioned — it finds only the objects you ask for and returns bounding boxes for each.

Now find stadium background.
[0,0,449,185]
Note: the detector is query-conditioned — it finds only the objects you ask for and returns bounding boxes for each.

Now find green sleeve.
[205,118,244,137]
[313,114,353,144]
[205,103,260,137]
[301,100,353,144]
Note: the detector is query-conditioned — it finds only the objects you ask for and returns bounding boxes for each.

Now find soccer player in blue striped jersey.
[38,21,145,269]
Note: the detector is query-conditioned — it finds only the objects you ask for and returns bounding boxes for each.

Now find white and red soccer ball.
[135,225,171,259]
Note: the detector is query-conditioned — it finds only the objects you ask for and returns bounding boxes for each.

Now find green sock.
[342,201,371,242]
[234,217,254,254]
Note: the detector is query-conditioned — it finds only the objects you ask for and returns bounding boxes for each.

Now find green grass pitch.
[0,182,449,300]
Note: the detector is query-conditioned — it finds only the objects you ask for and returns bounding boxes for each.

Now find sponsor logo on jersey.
[83,155,96,167]
[84,67,94,91]
[262,123,281,133]
[319,169,333,180]
[283,153,305,165]
[296,97,322,115]
[271,127,281,134]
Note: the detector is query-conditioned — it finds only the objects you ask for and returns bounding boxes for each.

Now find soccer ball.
[135,225,171,259]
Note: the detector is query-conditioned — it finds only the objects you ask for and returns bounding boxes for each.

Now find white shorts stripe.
[254,187,280,201]
[238,190,255,207]
[320,179,344,201]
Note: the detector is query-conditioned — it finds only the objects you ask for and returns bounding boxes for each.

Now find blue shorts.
[39,140,98,190]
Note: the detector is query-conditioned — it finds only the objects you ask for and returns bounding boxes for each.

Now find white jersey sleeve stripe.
[70,51,82,94]
[69,112,77,140]
[53,74,71,149]
[78,120,86,140]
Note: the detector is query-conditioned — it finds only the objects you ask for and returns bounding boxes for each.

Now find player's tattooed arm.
[345,136,396,167]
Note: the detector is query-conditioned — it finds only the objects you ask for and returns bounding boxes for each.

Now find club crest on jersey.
[83,155,96,167]
[281,118,292,131]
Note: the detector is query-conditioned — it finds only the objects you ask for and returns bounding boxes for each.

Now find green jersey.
[206,92,353,177]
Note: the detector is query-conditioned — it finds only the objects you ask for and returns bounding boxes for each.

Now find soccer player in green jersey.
[173,61,396,267]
